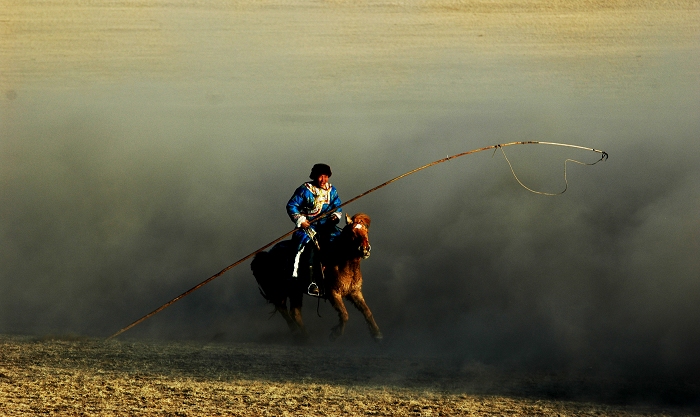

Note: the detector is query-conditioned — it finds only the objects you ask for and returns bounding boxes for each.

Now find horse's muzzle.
[360,244,371,259]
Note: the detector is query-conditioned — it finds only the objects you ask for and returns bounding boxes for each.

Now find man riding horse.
[252,166,380,340]
[286,163,342,296]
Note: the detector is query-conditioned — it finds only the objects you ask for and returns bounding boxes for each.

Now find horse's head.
[344,213,371,259]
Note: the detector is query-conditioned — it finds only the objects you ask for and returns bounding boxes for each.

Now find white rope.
[498,146,602,196]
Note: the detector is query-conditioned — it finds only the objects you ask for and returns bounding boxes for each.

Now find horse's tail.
[251,251,273,302]
[251,241,296,304]
[250,251,269,275]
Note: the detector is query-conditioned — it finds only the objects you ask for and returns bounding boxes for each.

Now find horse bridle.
[351,222,371,258]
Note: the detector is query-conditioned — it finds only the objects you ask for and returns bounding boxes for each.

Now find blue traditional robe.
[286,181,342,251]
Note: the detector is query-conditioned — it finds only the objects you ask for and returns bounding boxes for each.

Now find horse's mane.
[351,213,371,229]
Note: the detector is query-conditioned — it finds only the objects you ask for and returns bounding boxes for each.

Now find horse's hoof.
[292,331,310,343]
[329,326,342,342]
[372,332,383,343]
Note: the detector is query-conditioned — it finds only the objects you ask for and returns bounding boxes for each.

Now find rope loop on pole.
[499,144,607,196]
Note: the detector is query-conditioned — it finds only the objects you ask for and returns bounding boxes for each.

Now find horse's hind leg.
[289,293,309,340]
[328,293,349,341]
[348,292,383,342]
[274,301,299,334]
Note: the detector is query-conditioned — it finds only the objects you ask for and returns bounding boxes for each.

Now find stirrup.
[307,282,322,297]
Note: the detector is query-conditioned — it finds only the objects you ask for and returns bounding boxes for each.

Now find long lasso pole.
[107,141,607,340]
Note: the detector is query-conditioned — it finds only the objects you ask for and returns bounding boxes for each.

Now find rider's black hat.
[309,163,332,179]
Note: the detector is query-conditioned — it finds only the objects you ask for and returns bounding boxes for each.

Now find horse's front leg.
[348,291,383,342]
[328,292,349,341]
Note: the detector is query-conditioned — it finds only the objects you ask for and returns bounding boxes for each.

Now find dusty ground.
[0,335,700,416]
[0,334,698,416]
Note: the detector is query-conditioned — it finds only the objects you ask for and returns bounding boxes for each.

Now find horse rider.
[286,163,342,296]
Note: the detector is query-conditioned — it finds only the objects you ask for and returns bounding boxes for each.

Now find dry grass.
[0,334,697,416]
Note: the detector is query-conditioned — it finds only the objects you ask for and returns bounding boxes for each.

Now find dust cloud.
[1,0,699,403]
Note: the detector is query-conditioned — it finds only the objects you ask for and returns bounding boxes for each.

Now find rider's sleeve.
[286,185,310,226]
[329,186,342,219]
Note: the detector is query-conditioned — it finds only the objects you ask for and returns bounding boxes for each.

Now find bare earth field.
[0,334,697,416]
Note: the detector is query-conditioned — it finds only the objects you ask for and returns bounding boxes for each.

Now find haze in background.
[2,0,699,383]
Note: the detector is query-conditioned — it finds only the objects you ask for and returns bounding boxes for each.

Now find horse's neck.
[321,235,360,267]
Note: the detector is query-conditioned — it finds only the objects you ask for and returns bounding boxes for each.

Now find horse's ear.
[345,213,353,225]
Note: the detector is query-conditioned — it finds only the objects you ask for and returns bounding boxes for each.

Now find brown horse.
[250,213,382,342]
